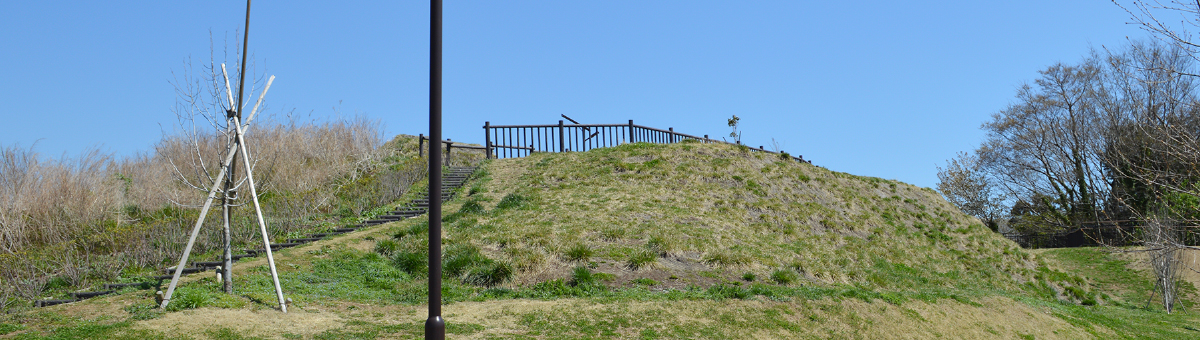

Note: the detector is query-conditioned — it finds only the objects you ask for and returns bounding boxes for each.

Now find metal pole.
[419,134,425,158]
[558,120,565,153]
[484,122,491,159]
[426,0,446,337]
[628,119,634,143]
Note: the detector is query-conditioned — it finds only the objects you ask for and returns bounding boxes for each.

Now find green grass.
[16,141,1200,338]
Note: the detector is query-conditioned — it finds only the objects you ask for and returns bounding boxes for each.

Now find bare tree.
[937,151,1008,231]
[976,60,1110,232]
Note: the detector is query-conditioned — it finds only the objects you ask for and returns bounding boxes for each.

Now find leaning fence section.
[483,119,809,163]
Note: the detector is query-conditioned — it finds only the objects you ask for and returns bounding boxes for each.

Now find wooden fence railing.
[418,134,486,164]
[483,119,811,163]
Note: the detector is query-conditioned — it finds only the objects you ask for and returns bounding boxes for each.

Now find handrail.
[482,119,811,164]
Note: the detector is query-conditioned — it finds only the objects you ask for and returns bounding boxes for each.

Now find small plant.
[631,278,660,286]
[703,251,749,268]
[564,244,593,262]
[392,250,428,276]
[600,228,626,241]
[770,269,798,285]
[166,287,213,311]
[123,303,165,321]
[570,266,599,287]
[461,261,513,287]
[727,115,742,145]
[626,250,658,270]
[646,236,673,256]
[779,151,791,160]
[458,200,484,215]
[742,272,757,282]
[374,239,400,257]
[495,193,527,211]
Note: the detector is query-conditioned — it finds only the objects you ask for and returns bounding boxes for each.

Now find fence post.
[704,134,709,143]
[419,134,425,158]
[628,120,634,144]
[558,120,565,153]
[446,141,453,164]
[484,122,491,160]
[669,127,674,143]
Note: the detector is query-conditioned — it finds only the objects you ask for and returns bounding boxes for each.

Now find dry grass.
[0,117,417,307]
[435,141,1036,292]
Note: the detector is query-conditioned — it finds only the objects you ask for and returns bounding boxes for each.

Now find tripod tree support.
[160,73,283,312]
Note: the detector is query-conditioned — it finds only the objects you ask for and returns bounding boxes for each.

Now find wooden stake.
[232,116,287,313]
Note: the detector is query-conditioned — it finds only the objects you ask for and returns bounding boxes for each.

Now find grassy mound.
[414,141,1036,295]
[19,140,1200,339]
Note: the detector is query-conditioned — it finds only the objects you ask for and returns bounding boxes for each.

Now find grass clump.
[631,278,660,286]
[495,193,527,211]
[564,244,594,262]
[626,250,658,270]
[770,269,798,285]
[703,251,749,268]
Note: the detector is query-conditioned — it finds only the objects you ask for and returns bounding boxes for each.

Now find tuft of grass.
[392,249,428,276]
[495,193,527,211]
[631,278,660,286]
[166,287,211,311]
[564,244,594,262]
[646,236,673,256]
[770,269,798,285]
[443,244,513,287]
[374,239,400,257]
[626,250,658,270]
[703,251,749,268]
[742,272,757,282]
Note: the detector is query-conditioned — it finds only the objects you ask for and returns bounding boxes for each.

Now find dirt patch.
[135,307,344,339]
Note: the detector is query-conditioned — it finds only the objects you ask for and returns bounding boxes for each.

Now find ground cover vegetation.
[6,142,1200,338]
[0,123,475,311]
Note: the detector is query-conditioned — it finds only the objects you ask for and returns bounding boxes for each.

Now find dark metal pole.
[628,119,634,143]
[558,120,565,153]
[426,0,446,338]
[484,122,491,159]
[223,0,253,296]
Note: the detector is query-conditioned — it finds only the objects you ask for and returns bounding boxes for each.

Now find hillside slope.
[9,140,1200,339]
[443,141,1034,293]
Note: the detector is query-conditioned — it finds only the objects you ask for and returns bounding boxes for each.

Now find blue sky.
[0,1,1150,189]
